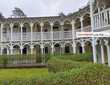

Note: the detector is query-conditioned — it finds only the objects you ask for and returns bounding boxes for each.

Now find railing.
[93,8,110,30]
[1,26,91,42]
[83,26,91,32]
[2,31,73,42]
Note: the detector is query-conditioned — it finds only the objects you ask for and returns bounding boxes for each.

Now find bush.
[5,64,110,85]
[48,57,89,72]
[52,53,93,62]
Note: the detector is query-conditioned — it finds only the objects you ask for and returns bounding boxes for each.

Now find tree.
[59,12,66,17]
[12,7,26,18]
[0,12,4,18]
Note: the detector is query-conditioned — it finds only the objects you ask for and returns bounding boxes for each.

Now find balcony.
[2,31,73,42]
[93,8,110,31]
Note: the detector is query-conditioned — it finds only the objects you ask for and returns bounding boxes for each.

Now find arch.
[33,22,41,32]
[43,21,51,32]
[76,42,82,54]
[53,21,61,31]
[74,18,81,30]
[2,46,10,55]
[33,44,42,63]
[13,23,21,32]
[22,23,31,32]
[33,44,41,55]
[64,43,72,54]
[63,20,72,31]
[22,44,30,55]
[83,14,91,27]
[44,44,51,54]
[84,41,92,53]
[2,48,8,54]
[54,43,61,55]
[13,45,20,54]
[3,23,11,33]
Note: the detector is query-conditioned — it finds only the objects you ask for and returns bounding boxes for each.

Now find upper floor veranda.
[0,11,91,42]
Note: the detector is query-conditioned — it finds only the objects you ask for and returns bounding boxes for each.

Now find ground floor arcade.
[0,39,110,66]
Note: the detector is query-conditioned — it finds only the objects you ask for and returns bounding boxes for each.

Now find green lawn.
[0,68,48,80]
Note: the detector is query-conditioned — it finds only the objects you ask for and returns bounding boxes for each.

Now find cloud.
[0,0,89,17]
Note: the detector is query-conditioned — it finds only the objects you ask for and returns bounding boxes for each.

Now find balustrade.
[1,31,73,42]
[0,26,92,42]
[93,8,110,29]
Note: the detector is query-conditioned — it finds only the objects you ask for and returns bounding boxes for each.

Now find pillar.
[50,23,54,55]
[105,41,110,66]
[40,23,44,43]
[0,47,3,55]
[71,20,76,54]
[80,17,84,31]
[20,23,23,42]
[100,44,105,64]
[60,22,64,40]
[10,46,13,55]
[51,45,54,54]
[41,44,44,64]
[10,23,13,42]
[30,23,33,44]
[1,23,3,42]
[20,46,23,55]
[90,0,97,63]
[30,45,34,54]
[81,42,85,53]
[61,45,65,55]
[72,43,76,54]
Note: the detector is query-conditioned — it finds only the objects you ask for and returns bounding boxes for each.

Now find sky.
[0,0,89,17]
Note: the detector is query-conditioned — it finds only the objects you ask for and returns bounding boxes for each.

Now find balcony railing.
[2,31,72,42]
[1,26,91,42]
[93,8,110,30]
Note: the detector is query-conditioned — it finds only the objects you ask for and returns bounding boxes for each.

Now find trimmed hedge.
[4,64,110,85]
[52,53,93,62]
[48,57,89,72]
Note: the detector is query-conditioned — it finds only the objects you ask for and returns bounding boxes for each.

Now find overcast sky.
[0,0,89,17]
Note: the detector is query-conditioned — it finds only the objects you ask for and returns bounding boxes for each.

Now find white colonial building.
[0,0,110,66]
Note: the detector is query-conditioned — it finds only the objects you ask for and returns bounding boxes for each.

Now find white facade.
[0,0,110,66]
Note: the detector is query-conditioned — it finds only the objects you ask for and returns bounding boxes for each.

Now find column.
[20,46,23,55]
[10,23,13,42]
[72,43,76,54]
[61,45,65,55]
[60,22,64,40]
[30,23,33,44]
[105,41,110,66]
[1,23,3,42]
[81,42,85,53]
[0,47,3,55]
[80,17,84,31]
[20,23,23,42]
[51,45,54,55]
[71,20,76,54]
[30,45,33,54]
[10,46,13,55]
[100,44,105,64]
[41,44,44,64]
[40,23,44,43]
[50,23,54,54]
[90,0,97,63]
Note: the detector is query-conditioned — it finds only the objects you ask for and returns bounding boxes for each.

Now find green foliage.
[4,64,110,85]
[52,53,93,62]
[0,54,43,65]
[48,57,89,72]
[0,53,110,85]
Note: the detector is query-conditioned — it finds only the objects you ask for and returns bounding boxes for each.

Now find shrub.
[48,57,89,73]
[5,64,110,85]
[52,53,93,62]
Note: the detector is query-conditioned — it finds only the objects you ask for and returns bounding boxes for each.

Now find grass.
[0,68,48,81]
